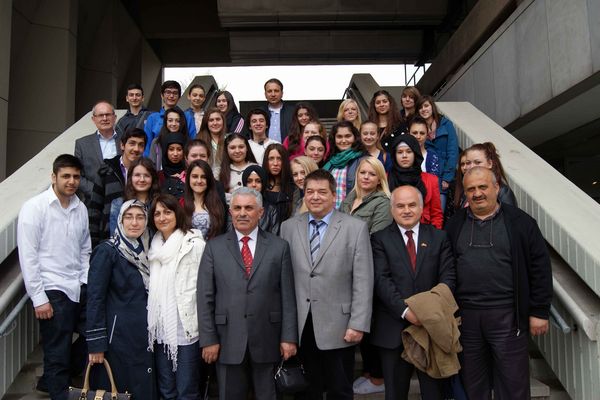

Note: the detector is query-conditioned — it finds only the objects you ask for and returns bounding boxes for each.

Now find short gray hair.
[463,166,498,185]
[231,186,263,207]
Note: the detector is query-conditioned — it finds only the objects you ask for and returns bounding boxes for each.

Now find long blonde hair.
[352,156,391,199]
[291,156,319,214]
[337,99,362,131]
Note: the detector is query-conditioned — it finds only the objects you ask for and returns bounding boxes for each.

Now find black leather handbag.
[274,357,309,394]
[68,360,131,400]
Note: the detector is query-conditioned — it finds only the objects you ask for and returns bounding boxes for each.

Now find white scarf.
[147,228,186,371]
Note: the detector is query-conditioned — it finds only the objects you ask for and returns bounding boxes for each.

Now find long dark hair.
[219,133,257,192]
[149,193,191,233]
[305,135,328,168]
[287,102,319,155]
[123,158,159,201]
[416,95,442,127]
[262,143,294,218]
[158,107,188,145]
[367,90,404,137]
[197,108,226,166]
[213,90,242,132]
[183,160,225,239]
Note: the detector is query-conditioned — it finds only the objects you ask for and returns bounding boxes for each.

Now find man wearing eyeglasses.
[75,101,121,204]
[445,167,552,400]
[143,80,196,156]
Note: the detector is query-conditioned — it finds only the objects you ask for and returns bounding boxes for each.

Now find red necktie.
[241,236,253,277]
[406,230,416,272]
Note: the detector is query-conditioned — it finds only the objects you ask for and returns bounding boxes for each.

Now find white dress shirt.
[235,226,259,256]
[17,185,91,307]
[97,130,118,159]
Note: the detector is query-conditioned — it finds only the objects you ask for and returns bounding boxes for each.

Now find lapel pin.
[420,242,427,247]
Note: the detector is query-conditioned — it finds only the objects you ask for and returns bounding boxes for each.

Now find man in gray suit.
[280,169,374,400]
[198,187,298,400]
[74,100,121,203]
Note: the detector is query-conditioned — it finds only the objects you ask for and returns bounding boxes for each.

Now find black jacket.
[445,203,552,333]
[259,101,295,142]
[370,223,456,349]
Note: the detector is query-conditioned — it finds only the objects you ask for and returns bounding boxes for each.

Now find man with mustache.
[445,167,552,400]
[198,187,297,400]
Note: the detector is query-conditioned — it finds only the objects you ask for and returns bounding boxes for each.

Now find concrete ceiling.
[119,0,479,66]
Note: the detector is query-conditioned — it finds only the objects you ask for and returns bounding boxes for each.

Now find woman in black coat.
[86,199,157,400]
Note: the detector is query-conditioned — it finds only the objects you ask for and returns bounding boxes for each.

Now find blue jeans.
[38,290,86,400]
[154,342,201,400]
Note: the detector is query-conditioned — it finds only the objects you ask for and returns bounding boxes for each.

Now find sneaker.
[354,379,385,395]
[353,376,368,391]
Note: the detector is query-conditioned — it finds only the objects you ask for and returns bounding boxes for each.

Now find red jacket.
[421,172,443,229]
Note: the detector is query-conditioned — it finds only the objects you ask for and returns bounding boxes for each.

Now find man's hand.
[441,181,450,190]
[34,302,53,320]
[280,342,297,360]
[405,308,421,326]
[529,316,549,336]
[202,344,220,364]
[343,328,363,343]
[89,352,105,364]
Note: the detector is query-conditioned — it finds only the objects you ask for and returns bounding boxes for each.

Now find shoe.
[35,377,49,395]
[354,379,385,395]
[353,376,368,391]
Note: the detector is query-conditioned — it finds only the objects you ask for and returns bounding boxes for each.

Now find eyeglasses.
[468,217,493,248]
[163,90,180,97]
[94,113,115,119]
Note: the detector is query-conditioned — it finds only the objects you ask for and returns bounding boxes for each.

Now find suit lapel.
[92,134,104,163]
[295,215,311,264]
[226,231,246,273]
[392,224,416,278]
[312,210,342,269]
[248,230,267,280]
[414,225,430,279]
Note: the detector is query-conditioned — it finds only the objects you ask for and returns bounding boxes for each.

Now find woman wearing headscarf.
[158,133,188,198]
[388,134,443,229]
[86,200,157,400]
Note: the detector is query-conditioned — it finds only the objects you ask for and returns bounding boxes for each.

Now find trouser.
[155,342,202,400]
[297,312,355,400]
[459,307,530,400]
[358,334,383,379]
[38,289,86,400]
[216,348,277,400]
[378,346,443,400]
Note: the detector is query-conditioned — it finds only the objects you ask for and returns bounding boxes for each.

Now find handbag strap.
[82,360,120,397]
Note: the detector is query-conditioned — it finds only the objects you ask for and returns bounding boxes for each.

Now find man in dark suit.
[198,187,298,400]
[74,101,122,204]
[370,185,456,400]
[280,169,373,400]
[260,78,295,143]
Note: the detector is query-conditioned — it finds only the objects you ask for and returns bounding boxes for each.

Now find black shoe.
[35,376,49,394]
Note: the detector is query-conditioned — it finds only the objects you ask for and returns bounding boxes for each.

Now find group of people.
[17,77,553,400]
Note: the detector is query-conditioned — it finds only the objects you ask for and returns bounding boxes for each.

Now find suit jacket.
[197,229,297,365]
[74,131,122,203]
[259,101,295,142]
[280,210,373,350]
[370,222,455,349]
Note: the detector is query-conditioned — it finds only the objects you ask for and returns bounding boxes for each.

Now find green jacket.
[340,190,392,234]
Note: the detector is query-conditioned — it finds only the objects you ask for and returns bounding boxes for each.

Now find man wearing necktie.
[370,185,456,400]
[281,169,373,400]
[197,187,297,400]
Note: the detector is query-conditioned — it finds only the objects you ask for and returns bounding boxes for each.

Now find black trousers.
[358,334,383,378]
[378,346,443,400]
[38,290,86,400]
[297,313,355,400]
[459,307,530,400]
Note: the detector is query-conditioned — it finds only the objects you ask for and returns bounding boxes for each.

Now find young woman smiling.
[367,90,407,152]
[359,121,392,173]
[324,120,366,209]
[337,99,362,131]
[158,134,187,199]
[304,135,328,167]
[214,90,245,134]
[196,108,227,177]
[219,133,257,199]
[148,194,205,400]
[284,102,320,159]
[290,156,318,215]
[182,159,226,240]
[150,108,189,171]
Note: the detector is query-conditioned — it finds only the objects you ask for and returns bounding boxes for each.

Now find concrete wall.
[436,0,600,145]
[0,0,12,181]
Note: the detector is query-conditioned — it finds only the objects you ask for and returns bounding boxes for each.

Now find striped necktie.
[309,220,325,264]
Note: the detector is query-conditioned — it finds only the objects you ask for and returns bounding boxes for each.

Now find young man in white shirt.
[246,108,279,165]
[17,154,92,400]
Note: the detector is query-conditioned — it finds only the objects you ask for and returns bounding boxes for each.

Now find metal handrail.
[0,293,29,337]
